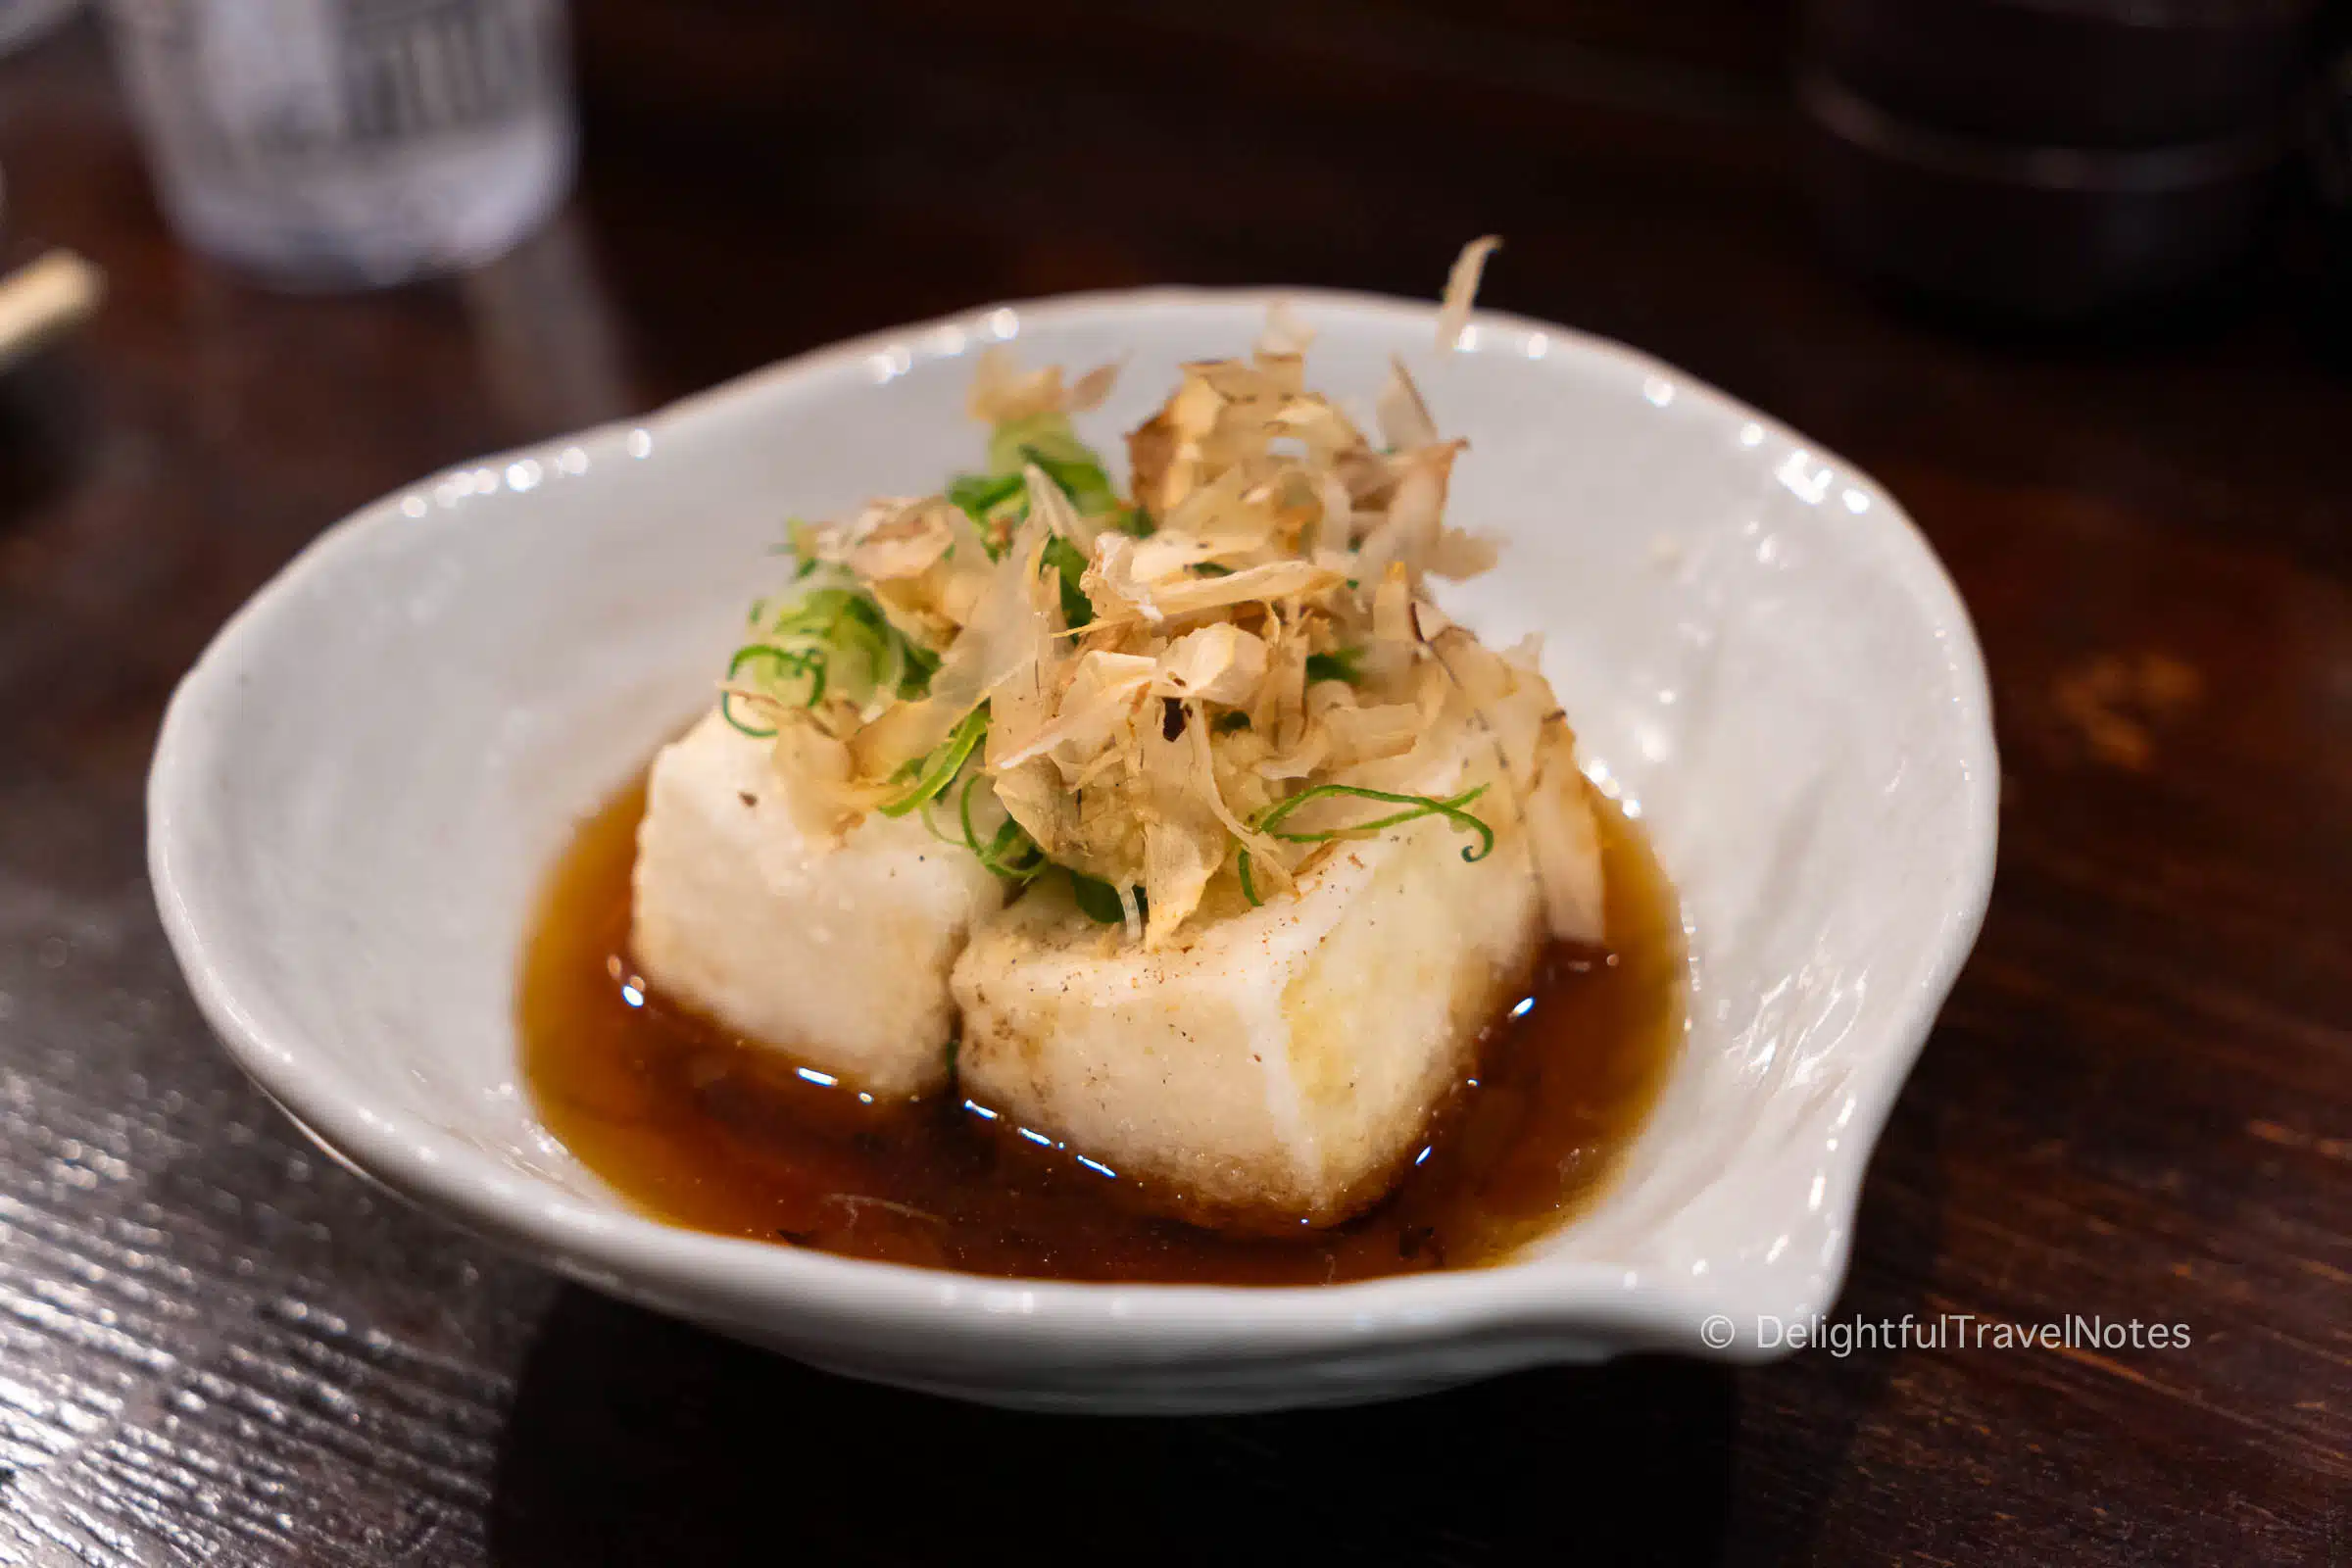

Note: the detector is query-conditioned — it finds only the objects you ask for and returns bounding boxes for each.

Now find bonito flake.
[725,239,1603,947]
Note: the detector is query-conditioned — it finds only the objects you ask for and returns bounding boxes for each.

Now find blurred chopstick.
[0,250,104,373]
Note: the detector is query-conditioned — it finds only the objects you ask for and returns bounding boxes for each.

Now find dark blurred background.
[564,0,2352,347]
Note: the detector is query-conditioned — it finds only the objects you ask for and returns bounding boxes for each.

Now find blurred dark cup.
[1800,0,2326,324]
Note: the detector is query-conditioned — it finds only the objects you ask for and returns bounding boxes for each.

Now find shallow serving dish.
[148,289,1996,1413]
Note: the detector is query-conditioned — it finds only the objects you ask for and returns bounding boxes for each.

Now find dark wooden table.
[3,9,2347,1564]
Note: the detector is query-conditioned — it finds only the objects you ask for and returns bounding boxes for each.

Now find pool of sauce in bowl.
[520,778,1685,1284]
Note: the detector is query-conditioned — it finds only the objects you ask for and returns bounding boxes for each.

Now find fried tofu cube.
[631,710,1004,1097]
[949,798,1543,1227]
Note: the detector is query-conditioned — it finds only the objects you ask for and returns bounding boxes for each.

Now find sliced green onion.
[722,642,829,737]
[1019,442,1119,516]
[745,585,938,707]
[988,414,1116,509]
[897,639,941,698]
[872,619,908,705]
[917,793,964,849]
[987,819,1047,880]
[720,694,775,739]
[730,642,828,704]
[1258,784,1493,853]
[1067,870,1144,925]
[1236,785,1494,906]
[956,771,992,861]
[877,705,989,817]
[947,470,1025,529]
[1040,534,1095,630]
[1304,647,1363,685]
[957,773,1047,882]
[1069,871,1123,923]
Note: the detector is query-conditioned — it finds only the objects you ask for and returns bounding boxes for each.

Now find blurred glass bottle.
[103,0,573,290]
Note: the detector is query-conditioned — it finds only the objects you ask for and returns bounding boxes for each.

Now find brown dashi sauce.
[520,777,1683,1284]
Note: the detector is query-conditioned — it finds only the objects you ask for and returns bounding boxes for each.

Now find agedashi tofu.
[604,240,1630,1252]
[953,759,1543,1228]
[631,710,1004,1097]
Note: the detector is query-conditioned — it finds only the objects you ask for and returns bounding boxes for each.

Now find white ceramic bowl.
[148,290,1996,1413]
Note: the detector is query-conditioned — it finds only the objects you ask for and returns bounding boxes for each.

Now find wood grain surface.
[0,7,2344,1563]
